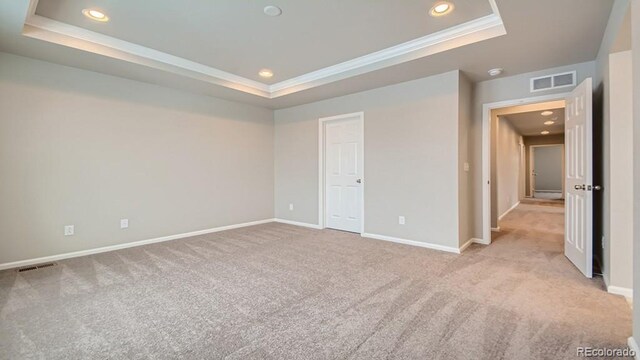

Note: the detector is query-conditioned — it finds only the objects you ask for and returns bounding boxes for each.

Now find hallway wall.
[532,146,563,192]
[496,116,522,219]
[631,0,639,348]
[523,135,565,197]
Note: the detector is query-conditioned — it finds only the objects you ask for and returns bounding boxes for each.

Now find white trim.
[22,0,505,99]
[607,285,634,299]
[498,201,520,221]
[473,237,491,245]
[482,93,570,244]
[628,337,640,360]
[459,238,474,252]
[318,112,365,233]
[273,218,322,229]
[269,11,505,97]
[361,233,462,254]
[491,227,501,232]
[0,219,274,271]
[460,238,485,252]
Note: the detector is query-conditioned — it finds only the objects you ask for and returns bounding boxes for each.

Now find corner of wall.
[457,71,474,246]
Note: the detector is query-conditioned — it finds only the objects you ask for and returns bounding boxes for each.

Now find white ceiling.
[503,107,565,136]
[35,0,494,84]
[0,0,614,109]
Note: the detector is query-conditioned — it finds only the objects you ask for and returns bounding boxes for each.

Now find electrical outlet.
[289,203,294,211]
[464,162,470,172]
[64,225,74,236]
[120,219,129,229]
[398,216,405,225]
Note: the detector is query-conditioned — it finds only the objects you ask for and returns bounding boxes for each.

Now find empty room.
[1,0,639,359]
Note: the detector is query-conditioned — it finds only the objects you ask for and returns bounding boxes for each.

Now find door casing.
[482,93,569,244]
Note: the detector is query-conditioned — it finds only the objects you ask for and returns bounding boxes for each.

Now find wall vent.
[530,71,576,92]
[16,263,57,272]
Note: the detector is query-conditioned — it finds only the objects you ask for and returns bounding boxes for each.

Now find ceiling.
[35,0,494,84]
[0,0,614,109]
[503,107,565,136]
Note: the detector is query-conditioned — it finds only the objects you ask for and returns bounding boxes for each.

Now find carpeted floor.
[0,203,632,359]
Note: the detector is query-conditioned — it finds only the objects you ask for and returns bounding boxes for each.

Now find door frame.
[318,112,365,233]
[529,143,565,197]
[482,93,569,244]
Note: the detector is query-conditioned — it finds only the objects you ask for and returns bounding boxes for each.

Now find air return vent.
[16,263,57,272]
[530,71,576,92]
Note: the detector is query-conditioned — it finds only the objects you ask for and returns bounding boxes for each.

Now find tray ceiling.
[24,0,505,98]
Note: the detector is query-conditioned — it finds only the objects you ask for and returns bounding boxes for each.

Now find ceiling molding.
[22,0,505,99]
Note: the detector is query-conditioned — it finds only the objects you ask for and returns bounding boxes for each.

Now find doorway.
[318,112,364,233]
[482,78,595,278]
[482,96,568,240]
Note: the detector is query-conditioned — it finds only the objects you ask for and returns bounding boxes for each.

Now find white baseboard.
[273,218,322,229]
[459,238,474,252]
[607,285,634,299]
[498,201,520,221]
[491,227,501,232]
[0,218,275,271]
[628,337,639,360]
[361,233,461,254]
[473,237,491,245]
[459,238,485,252]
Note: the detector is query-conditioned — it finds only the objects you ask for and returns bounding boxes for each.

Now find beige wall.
[523,135,565,197]
[632,0,639,346]
[275,71,464,249]
[458,74,474,246]
[608,50,633,290]
[531,146,563,191]
[0,52,275,265]
[594,0,632,293]
[496,117,522,219]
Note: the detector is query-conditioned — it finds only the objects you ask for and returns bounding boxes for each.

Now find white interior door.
[565,78,593,278]
[324,116,363,233]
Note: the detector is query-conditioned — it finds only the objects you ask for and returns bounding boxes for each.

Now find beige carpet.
[0,203,632,359]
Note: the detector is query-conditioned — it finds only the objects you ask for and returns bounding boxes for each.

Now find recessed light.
[544,121,555,125]
[541,111,554,116]
[488,68,503,77]
[541,131,550,135]
[82,8,109,22]
[264,5,282,17]
[259,69,274,78]
[430,1,454,17]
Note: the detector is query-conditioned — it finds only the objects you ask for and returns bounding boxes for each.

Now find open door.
[564,78,593,278]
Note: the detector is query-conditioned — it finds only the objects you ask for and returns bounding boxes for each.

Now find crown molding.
[22,0,505,99]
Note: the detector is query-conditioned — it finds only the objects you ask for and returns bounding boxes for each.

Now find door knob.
[593,185,602,191]
[574,184,585,190]
[356,179,362,184]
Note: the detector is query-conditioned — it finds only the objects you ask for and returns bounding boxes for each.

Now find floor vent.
[17,263,57,272]
[530,71,576,92]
